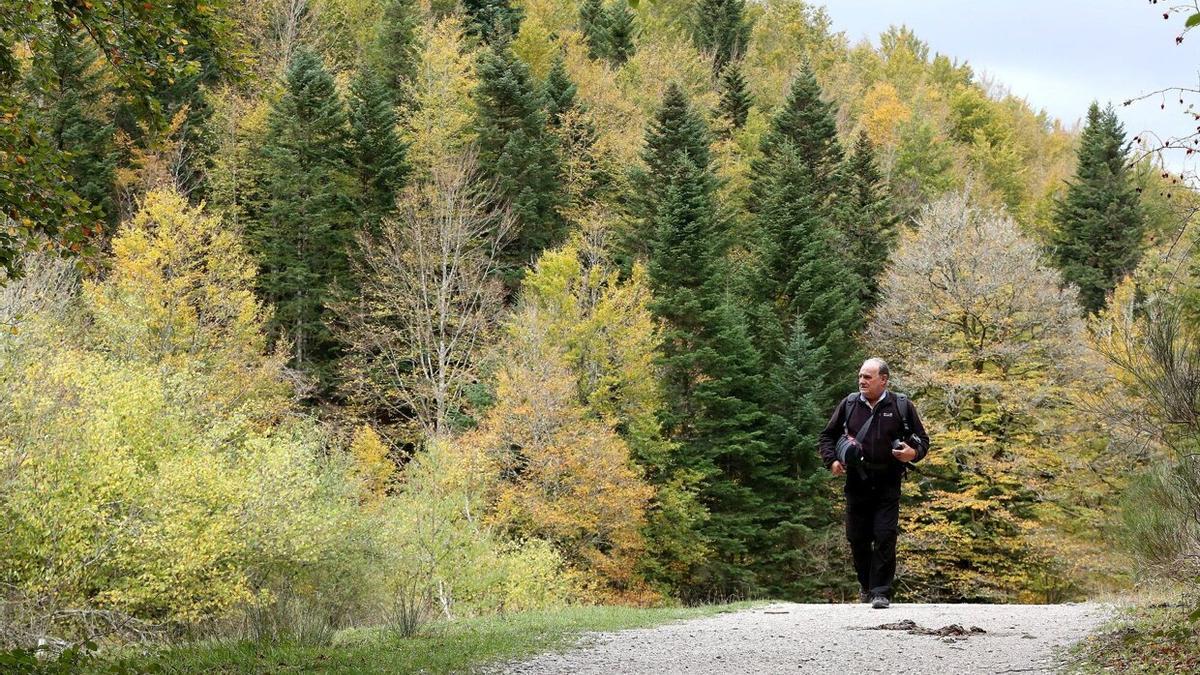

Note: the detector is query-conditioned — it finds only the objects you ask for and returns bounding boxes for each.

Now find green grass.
[1066,597,1200,674]
[95,602,764,674]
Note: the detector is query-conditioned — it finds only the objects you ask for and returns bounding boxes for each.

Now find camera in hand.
[891,434,923,454]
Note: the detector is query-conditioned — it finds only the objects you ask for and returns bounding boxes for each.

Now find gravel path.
[496,602,1113,674]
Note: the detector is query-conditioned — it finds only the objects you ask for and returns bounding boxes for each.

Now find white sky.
[819,0,1200,175]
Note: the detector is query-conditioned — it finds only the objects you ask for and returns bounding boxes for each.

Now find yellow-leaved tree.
[867,190,1113,602]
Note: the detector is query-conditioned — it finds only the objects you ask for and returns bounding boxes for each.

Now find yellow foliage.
[860,81,910,148]
[349,424,396,504]
[403,15,478,176]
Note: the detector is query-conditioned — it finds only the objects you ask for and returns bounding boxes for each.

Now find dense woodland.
[2,0,1198,652]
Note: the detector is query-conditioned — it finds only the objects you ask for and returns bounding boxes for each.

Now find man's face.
[858,363,887,401]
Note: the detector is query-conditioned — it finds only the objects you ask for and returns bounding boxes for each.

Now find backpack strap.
[893,393,912,436]
[840,393,859,435]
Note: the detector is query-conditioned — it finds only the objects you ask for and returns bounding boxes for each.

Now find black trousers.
[844,470,902,598]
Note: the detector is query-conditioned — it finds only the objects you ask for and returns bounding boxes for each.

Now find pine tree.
[543,55,579,127]
[250,47,358,391]
[370,0,420,105]
[717,62,752,133]
[462,0,524,43]
[835,131,898,309]
[348,69,409,231]
[1051,102,1146,314]
[475,37,567,275]
[579,0,609,60]
[692,0,752,75]
[35,29,117,226]
[605,1,637,66]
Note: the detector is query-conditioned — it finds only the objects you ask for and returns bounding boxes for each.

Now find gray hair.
[863,357,889,377]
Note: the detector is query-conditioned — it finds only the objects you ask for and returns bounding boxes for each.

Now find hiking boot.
[858,590,871,603]
[871,595,890,610]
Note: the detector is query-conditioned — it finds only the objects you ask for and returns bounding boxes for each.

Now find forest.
[2,0,1198,664]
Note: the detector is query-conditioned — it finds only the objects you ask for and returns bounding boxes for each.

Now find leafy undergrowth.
[86,602,762,674]
[1067,599,1200,674]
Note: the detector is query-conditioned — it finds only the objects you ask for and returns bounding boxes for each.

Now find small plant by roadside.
[1067,599,1200,673]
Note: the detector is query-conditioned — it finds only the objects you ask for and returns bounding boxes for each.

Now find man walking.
[818,358,929,609]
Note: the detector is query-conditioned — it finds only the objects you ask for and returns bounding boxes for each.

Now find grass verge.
[92,601,765,674]
[1066,595,1200,673]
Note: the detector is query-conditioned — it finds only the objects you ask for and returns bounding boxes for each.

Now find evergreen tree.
[605,1,637,66]
[891,115,956,218]
[250,47,358,391]
[638,87,788,597]
[474,36,566,275]
[543,55,580,126]
[692,0,752,75]
[1051,102,1146,314]
[544,55,608,204]
[348,69,409,231]
[579,0,609,60]
[34,29,117,226]
[717,62,752,133]
[370,0,420,105]
[752,64,843,203]
[462,0,524,43]
[755,142,864,412]
[835,131,898,309]
[760,321,841,597]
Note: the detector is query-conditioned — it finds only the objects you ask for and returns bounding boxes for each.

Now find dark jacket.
[818,391,930,475]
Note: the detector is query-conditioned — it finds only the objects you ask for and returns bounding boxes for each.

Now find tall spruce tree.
[640,85,787,598]
[605,1,637,66]
[251,47,358,390]
[752,64,843,204]
[717,62,752,133]
[348,69,409,231]
[692,0,752,75]
[1051,102,1146,314]
[370,0,420,105]
[579,0,609,60]
[836,130,898,309]
[475,36,566,275]
[462,0,524,42]
[34,29,117,226]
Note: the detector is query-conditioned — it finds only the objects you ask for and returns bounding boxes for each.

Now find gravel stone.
[494,602,1113,674]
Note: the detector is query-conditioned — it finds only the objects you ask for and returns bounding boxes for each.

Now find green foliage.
[604,1,638,66]
[475,36,567,276]
[462,0,525,43]
[250,47,358,391]
[1051,102,1146,314]
[835,131,898,309]
[348,69,410,231]
[369,0,421,104]
[692,0,752,74]
[717,63,753,133]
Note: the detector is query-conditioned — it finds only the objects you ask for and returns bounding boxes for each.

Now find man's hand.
[831,461,845,476]
[892,443,918,463]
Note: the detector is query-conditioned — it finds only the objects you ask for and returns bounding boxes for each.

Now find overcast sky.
[819,0,1200,174]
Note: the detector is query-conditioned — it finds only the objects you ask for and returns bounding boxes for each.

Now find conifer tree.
[35,29,117,226]
[544,55,608,205]
[753,65,843,203]
[579,0,609,60]
[639,87,788,597]
[348,69,409,231]
[462,0,524,42]
[1051,102,1146,314]
[717,62,752,133]
[543,56,580,127]
[250,47,357,390]
[605,1,637,66]
[692,0,752,75]
[370,0,420,105]
[475,37,566,274]
[836,130,898,309]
